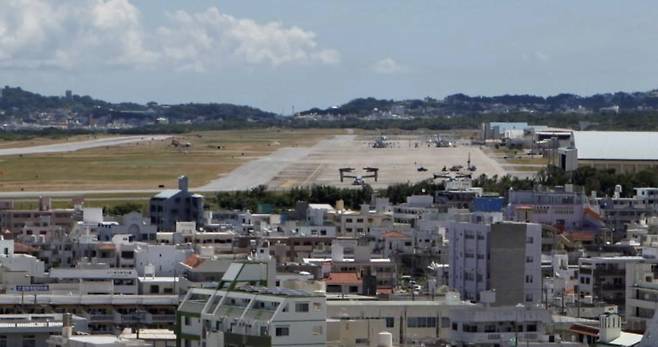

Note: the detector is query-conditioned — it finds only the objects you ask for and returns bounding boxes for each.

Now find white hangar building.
[559,131,658,173]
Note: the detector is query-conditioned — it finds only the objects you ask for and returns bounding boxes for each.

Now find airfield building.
[559,131,658,173]
[149,176,204,232]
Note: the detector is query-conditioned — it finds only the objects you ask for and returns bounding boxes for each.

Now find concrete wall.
[490,223,526,306]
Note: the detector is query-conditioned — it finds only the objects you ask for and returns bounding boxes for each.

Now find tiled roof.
[183,254,205,268]
[382,231,409,239]
[326,272,361,285]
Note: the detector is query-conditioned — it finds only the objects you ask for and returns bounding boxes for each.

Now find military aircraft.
[339,167,379,185]
[372,136,393,148]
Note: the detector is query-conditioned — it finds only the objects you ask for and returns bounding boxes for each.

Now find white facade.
[134,244,193,276]
[448,222,542,306]
[178,287,326,347]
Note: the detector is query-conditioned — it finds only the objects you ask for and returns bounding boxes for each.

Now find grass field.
[0,128,344,191]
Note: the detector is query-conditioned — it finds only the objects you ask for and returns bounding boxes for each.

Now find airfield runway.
[0,134,511,197]
[267,135,507,189]
[0,135,171,156]
[200,134,508,191]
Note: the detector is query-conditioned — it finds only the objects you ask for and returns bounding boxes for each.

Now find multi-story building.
[325,295,473,347]
[624,258,658,332]
[328,204,393,237]
[0,313,88,347]
[445,305,567,347]
[149,176,204,232]
[506,186,604,231]
[577,256,657,307]
[0,196,74,234]
[303,242,397,289]
[96,212,158,242]
[0,293,177,333]
[177,287,326,347]
[448,221,542,306]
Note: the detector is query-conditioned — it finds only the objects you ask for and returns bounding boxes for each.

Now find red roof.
[568,324,599,337]
[382,231,409,240]
[567,231,595,242]
[377,287,394,295]
[183,254,204,268]
[97,243,116,251]
[326,272,361,285]
[14,242,36,254]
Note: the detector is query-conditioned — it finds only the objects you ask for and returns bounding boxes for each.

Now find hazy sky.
[2,1,658,112]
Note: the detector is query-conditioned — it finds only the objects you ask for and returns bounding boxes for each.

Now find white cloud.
[0,0,338,71]
[371,57,405,74]
[157,8,339,71]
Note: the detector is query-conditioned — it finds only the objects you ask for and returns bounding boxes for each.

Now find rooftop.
[152,190,181,199]
[326,272,361,285]
[573,131,658,161]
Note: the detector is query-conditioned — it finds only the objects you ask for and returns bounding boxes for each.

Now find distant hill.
[299,90,658,118]
[0,86,279,126]
[5,85,658,133]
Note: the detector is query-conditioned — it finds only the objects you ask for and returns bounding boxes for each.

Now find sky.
[1,1,658,113]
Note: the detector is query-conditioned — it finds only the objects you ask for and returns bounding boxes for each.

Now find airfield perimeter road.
[0,135,171,156]
[0,134,517,198]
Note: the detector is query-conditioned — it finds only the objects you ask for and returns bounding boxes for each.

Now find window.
[275,326,289,336]
[184,316,190,326]
[407,317,437,328]
[295,303,309,312]
[385,317,394,328]
[525,293,534,302]
[463,324,478,333]
[526,324,537,332]
[526,236,534,244]
[526,256,534,263]
[313,325,323,335]
[22,335,36,347]
[525,275,533,284]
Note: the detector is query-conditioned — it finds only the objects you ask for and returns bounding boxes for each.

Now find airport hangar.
[559,131,658,173]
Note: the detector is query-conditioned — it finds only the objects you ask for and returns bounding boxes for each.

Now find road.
[0,135,171,156]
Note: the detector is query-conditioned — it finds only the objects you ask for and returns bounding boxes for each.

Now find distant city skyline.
[2,0,658,112]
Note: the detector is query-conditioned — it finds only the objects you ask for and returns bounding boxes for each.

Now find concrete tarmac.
[0,135,170,156]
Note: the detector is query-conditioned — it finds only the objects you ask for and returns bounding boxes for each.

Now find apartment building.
[624,259,658,332]
[448,221,542,306]
[0,197,74,234]
[178,287,326,347]
[577,256,653,306]
[325,295,472,347]
[0,313,88,347]
[0,293,177,333]
[303,242,397,289]
[506,187,603,231]
[328,204,393,237]
[149,176,204,232]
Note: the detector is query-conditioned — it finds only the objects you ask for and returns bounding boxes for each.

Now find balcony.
[87,313,114,322]
[147,313,176,323]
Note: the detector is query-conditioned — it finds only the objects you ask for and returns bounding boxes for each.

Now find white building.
[448,221,542,306]
[178,287,326,347]
[134,244,193,276]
